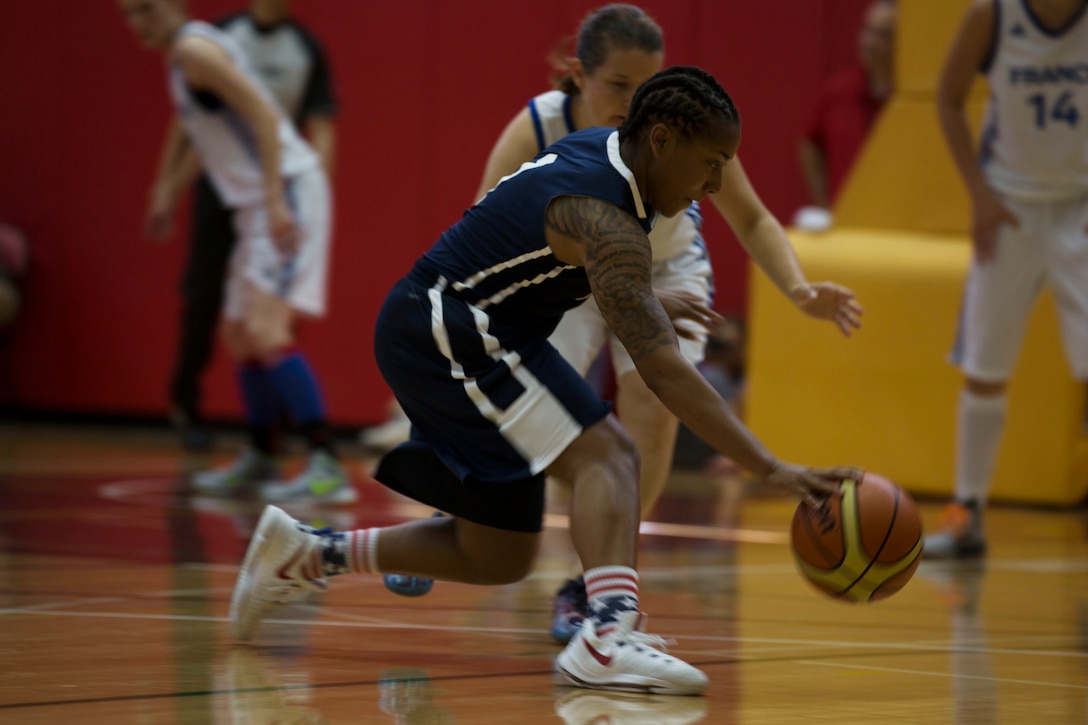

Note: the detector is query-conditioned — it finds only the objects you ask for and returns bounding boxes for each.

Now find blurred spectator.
[793,0,897,232]
[0,224,28,333]
[0,223,29,408]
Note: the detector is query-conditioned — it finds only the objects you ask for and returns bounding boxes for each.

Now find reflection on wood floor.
[1,423,1086,724]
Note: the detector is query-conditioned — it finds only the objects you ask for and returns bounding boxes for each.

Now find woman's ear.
[569,58,587,91]
[649,123,671,157]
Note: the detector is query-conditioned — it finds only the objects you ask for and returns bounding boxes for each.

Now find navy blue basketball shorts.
[373,274,612,532]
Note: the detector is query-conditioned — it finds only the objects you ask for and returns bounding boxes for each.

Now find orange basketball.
[790,472,923,603]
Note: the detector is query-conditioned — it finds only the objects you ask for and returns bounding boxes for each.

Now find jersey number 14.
[1027,91,1080,129]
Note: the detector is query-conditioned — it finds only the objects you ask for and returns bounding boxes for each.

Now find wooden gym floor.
[1,422,1086,724]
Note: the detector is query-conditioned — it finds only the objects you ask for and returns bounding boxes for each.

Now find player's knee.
[600,421,641,482]
[237,320,292,360]
[550,416,640,496]
[220,321,248,359]
[471,548,535,585]
[602,421,640,481]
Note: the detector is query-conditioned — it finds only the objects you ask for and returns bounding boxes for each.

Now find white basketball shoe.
[555,611,708,695]
[192,447,276,496]
[230,506,329,642]
[260,450,357,504]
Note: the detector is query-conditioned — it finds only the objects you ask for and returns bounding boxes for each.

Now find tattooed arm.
[544,195,780,477]
[544,195,856,503]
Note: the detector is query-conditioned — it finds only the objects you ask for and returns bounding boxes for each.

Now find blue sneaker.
[550,576,587,644]
[383,511,443,597]
[383,572,434,597]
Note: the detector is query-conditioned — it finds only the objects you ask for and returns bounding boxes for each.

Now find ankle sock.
[584,566,639,636]
[320,528,381,576]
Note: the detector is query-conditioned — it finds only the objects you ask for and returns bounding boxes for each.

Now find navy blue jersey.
[416,127,654,339]
[374,127,651,492]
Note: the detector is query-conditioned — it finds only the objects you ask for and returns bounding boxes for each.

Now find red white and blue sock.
[584,565,640,637]
[318,528,381,577]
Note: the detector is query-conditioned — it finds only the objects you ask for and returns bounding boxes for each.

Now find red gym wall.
[0,0,872,425]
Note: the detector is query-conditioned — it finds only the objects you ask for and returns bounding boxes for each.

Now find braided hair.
[618,66,740,143]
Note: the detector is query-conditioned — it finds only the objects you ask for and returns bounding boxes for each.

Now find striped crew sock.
[585,565,640,637]
[319,528,382,577]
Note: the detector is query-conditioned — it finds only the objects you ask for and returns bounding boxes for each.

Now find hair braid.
[618,66,739,142]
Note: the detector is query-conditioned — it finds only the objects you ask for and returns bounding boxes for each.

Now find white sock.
[954,389,1007,506]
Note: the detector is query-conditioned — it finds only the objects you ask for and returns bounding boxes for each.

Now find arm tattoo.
[546,196,677,361]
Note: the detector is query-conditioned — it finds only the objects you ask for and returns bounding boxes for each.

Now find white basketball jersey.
[980,0,1088,201]
[169,22,318,208]
[527,90,701,261]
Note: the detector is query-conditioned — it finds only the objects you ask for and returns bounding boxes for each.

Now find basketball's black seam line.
[869,547,923,598]
[799,504,844,569]
[835,483,896,596]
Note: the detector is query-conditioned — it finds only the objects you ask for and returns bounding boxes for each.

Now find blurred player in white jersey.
[929,0,1088,558]
[120,0,353,504]
[161,0,338,453]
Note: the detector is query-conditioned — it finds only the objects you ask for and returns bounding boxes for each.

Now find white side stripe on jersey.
[449,246,577,311]
[452,247,556,290]
[474,265,579,310]
[430,277,581,475]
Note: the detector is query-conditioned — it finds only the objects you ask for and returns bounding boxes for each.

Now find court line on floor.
[0,586,234,616]
[0,666,557,711]
[798,659,1088,690]
[676,632,1088,659]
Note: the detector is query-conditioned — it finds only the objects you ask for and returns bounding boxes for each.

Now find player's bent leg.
[230,504,540,642]
[383,511,445,597]
[615,370,682,518]
[240,285,295,359]
[547,418,707,694]
[548,415,640,572]
[372,515,538,586]
[546,416,639,644]
[227,285,353,504]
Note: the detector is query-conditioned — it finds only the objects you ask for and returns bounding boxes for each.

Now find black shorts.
[373,273,611,487]
[374,440,546,533]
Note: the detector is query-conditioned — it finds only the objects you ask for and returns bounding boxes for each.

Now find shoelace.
[625,630,671,652]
